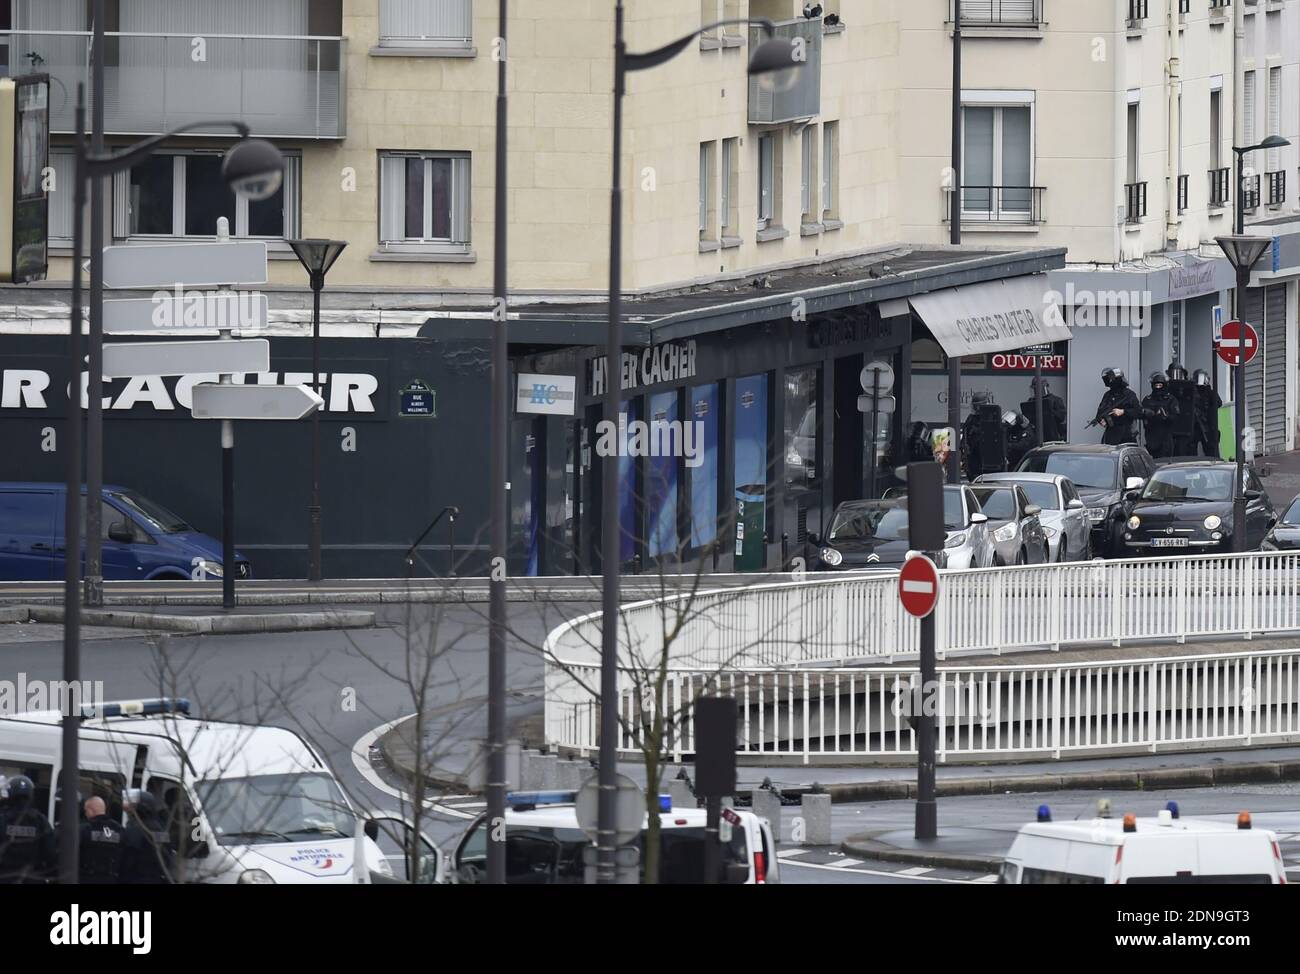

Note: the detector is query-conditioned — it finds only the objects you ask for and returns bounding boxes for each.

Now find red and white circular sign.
[898,554,940,619]
[1216,320,1259,367]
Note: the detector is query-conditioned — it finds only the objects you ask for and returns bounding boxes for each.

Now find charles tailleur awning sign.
[908,275,1070,358]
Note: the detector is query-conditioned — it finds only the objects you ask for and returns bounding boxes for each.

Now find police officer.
[119,789,174,884]
[79,796,123,884]
[1094,368,1142,445]
[961,392,1007,476]
[1020,377,1068,443]
[1166,361,1197,455]
[0,775,55,884]
[1141,371,1180,458]
[1192,369,1222,457]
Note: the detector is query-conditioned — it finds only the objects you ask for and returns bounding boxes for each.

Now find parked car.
[1121,460,1276,554]
[1016,443,1156,557]
[1263,493,1300,551]
[0,482,249,581]
[974,472,1092,562]
[967,484,1050,566]
[811,485,995,570]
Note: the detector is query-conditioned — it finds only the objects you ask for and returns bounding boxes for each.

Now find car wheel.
[1015,549,1027,566]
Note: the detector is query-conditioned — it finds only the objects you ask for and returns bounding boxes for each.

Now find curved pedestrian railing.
[543,551,1300,760]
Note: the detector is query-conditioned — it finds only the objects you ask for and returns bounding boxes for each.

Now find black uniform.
[1095,379,1142,445]
[1020,391,1067,443]
[1141,383,1180,458]
[119,811,174,884]
[79,813,124,884]
[1193,373,1222,458]
[0,799,55,884]
[1166,363,1197,455]
[962,402,1006,476]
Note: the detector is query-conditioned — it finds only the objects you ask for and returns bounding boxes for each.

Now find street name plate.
[103,241,268,289]
[103,339,270,379]
[191,383,323,421]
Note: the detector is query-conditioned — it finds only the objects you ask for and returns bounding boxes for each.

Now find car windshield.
[985,480,1059,510]
[1141,468,1233,503]
[1283,496,1300,524]
[1020,452,1118,490]
[199,772,353,846]
[829,505,907,541]
[110,491,192,534]
[970,487,1017,520]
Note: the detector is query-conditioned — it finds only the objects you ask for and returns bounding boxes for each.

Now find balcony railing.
[748,19,821,125]
[954,0,1044,26]
[1209,167,1230,207]
[944,185,1045,224]
[0,31,346,139]
[1267,170,1286,206]
[1242,173,1261,212]
[1176,173,1188,213]
[1128,0,1148,23]
[1124,181,1147,223]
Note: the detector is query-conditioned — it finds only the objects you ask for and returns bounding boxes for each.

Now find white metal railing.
[543,551,1300,758]
[0,31,346,138]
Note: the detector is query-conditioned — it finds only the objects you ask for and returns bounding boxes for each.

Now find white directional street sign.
[103,339,270,379]
[103,240,268,289]
[101,292,269,334]
[191,383,323,421]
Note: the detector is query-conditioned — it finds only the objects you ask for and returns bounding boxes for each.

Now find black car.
[810,489,991,570]
[1264,494,1300,551]
[1122,461,1276,555]
[1016,442,1155,557]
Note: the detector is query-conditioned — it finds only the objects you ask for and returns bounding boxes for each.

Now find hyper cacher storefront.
[501,244,1069,577]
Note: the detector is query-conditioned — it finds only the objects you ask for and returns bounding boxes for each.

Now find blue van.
[0,483,249,582]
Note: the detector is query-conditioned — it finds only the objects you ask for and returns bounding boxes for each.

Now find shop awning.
[909,274,1070,357]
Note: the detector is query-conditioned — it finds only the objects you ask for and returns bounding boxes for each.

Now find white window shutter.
[379,155,406,242]
[451,156,471,244]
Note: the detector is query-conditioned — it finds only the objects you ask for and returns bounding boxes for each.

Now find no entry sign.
[1217,320,1259,367]
[898,554,940,619]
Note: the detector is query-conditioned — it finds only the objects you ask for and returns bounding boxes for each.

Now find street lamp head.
[288,238,349,281]
[749,36,804,95]
[1215,234,1272,273]
[221,138,285,202]
[1258,134,1290,151]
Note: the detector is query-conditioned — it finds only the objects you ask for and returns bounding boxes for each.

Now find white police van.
[999,803,1288,884]
[451,791,781,884]
[0,698,442,884]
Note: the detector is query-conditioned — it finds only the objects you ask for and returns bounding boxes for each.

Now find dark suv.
[1016,443,1155,557]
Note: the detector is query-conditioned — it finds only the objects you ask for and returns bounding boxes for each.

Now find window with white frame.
[1243,70,1257,168]
[822,121,839,223]
[378,151,471,252]
[47,147,77,247]
[757,131,782,233]
[961,95,1033,219]
[800,126,818,224]
[720,137,739,238]
[379,0,473,50]
[1267,67,1281,171]
[699,141,717,242]
[114,149,301,240]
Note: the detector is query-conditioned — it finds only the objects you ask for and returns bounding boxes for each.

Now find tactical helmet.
[1167,362,1188,382]
[6,774,34,800]
[1193,369,1211,387]
[1102,367,1126,386]
[124,788,159,816]
[1150,371,1169,387]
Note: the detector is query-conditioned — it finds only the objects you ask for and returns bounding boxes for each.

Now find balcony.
[1127,0,1148,23]
[748,19,820,125]
[943,185,1045,225]
[1208,167,1230,207]
[1267,170,1286,206]
[1242,173,1261,212]
[0,31,346,139]
[1124,181,1147,224]
[953,0,1044,27]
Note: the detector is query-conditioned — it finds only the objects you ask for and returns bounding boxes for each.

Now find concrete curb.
[22,605,374,634]
[840,831,1002,873]
[0,606,28,623]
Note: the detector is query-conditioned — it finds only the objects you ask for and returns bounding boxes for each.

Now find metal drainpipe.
[1166,1,1181,249]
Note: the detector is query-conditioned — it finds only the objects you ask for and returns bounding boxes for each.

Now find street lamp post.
[287,239,348,582]
[1232,135,1290,236]
[1215,234,1272,555]
[601,6,802,884]
[60,116,283,882]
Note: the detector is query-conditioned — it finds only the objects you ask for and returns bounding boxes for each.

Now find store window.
[784,367,819,494]
[689,384,720,551]
[647,390,679,560]
[619,400,639,565]
[733,374,768,571]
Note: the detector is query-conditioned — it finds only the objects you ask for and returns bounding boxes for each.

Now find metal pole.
[1234,149,1244,236]
[84,0,106,607]
[1233,265,1247,554]
[704,795,721,884]
[596,1,627,885]
[1034,354,1044,447]
[944,13,962,484]
[915,608,937,839]
[946,358,961,484]
[59,87,88,886]
[308,277,323,581]
[867,369,879,498]
[222,420,235,608]
[485,0,510,887]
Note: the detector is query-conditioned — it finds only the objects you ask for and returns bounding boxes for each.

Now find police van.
[999,804,1288,884]
[450,790,780,884]
[0,698,442,884]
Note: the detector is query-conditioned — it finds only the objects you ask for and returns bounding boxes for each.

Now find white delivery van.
[0,698,440,884]
[450,790,781,884]
[999,806,1288,885]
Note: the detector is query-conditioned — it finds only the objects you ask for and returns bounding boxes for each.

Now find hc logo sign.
[529,383,559,405]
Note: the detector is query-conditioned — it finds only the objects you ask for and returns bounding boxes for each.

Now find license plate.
[1151,537,1189,547]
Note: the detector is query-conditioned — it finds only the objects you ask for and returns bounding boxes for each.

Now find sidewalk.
[5,603,375,634]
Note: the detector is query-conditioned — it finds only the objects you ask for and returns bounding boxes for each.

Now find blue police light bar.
[83,698,192,719]
[1036,804,1051,823]
[505,790,577,810]
[659,794,672,812]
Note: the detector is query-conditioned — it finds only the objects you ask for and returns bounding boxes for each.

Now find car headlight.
[1043,526,1058,539]
[1087,507,1108,523]
[1127,515,1141,530]
[238,869,276,884]
[819,547,843,566]
[1203,514,1222,531]
[197,560,224,579]
[944,533,966,549]
[993,524,1017,543]
[785,446,803,466]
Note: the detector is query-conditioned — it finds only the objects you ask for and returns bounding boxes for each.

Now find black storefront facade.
[505,245,1069,578]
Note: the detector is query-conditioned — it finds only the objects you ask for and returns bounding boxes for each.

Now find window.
[1267,67,1281,171]
[758,133,775,229]
[700,0,718,45]
[47,147,77,246]
[699,141,717,243]
[720,137,739,238]
[115,151,301,241]
[822,121,839,223]
[1209,88,1222,171]
[379,0,473,51]
[690,383,720,551]
[1243,71,1257,168]
[800,127,818,225]
[1126,102,1139,185]
[378,151,471,252]
[962,102,1032,219]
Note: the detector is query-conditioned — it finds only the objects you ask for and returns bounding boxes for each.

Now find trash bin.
[734,484,766,572]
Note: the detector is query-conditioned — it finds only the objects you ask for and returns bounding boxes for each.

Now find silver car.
[939,484,997,570]
[975,472,1093,562]
[967,484,1050,566]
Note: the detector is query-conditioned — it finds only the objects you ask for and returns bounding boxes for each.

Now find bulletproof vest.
[0,806,47,871]
[80,817,124,881]
[1167,379,1196,433]
[975,404,1007,471]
